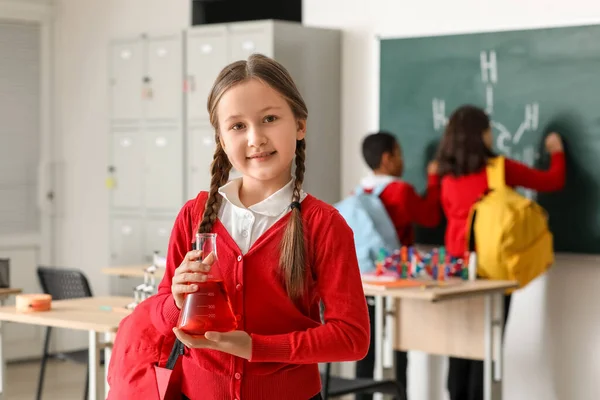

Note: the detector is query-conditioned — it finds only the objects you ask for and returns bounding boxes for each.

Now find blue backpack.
[334,184,400,273]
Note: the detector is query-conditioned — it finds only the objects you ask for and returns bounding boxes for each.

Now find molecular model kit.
[366,246,478,283]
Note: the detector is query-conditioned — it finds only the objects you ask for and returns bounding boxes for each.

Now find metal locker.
[186,26,228,123]
[145,34,183,122]
[144,129,183,210]
[228,25,273,62]
[144,218,174,262]
[110,217,144,265]
[110,40,144,121]
[187,125,216,199]
[110,131,143,209]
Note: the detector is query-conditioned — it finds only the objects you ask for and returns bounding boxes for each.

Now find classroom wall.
[49,0,600,398]
[303,1,600,400]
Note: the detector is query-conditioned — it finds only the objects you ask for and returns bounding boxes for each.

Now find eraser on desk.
[16,294,52,313]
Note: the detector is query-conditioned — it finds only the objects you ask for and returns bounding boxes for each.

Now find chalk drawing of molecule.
[432,50,541,199]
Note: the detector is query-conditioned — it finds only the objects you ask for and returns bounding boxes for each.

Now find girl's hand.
[545,132,564,154]
[427,160,439,175]
[173,328,252,360]
[171,251,215,309]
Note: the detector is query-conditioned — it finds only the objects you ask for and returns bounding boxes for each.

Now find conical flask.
[176,233,237,337]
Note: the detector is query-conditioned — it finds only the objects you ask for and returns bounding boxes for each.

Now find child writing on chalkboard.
[436,104,566,400]
[356,131,441,400]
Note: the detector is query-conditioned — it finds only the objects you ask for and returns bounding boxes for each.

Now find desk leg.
[0,298,5,399]
[484,293,505,400]
[88,330,103,400]
[374,295,384,400]
[104,332,112,397]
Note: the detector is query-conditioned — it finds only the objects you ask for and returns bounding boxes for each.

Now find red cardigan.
[378,174,441,245]
[150,192,370,400]
[441,153,566,257]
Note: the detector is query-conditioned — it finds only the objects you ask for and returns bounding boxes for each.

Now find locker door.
[187,125,216,199]
[144,129,183,210]
[145,218,175,262]
[110,40,143,121]
[186,27,228,122]
[145,34,182,122]
[110,217,144,265]
[110,131,143,209]
[228,26,273,62]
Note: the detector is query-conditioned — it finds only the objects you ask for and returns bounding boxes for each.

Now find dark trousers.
[355,297,408,400]
[447,294,512,400]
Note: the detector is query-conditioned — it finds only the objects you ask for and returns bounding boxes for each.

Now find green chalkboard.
[380,24,600,254]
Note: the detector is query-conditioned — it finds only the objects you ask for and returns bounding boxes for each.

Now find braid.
[198,138,231,234]
[279,139,307,300]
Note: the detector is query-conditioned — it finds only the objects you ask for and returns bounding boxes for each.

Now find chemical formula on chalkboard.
[431,50,540,199]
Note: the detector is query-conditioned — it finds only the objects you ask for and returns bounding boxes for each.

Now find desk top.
[362,279,518,302]
[0,296,133,332]
[102,265,166,279]
[0,288,22,298]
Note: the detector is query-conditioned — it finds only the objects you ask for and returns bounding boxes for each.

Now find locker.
[110,131,143,209]
[144,129,183,210]
[110,40,144,121]
[145,34,182,121]
[110,217,144,265]
[228,25,273,62]
[187,125,216,199]
[186,27,228,123]
[145,218,174,262]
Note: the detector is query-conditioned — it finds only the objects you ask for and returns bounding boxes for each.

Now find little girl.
[149,54,370,400]
[436,104,566,400]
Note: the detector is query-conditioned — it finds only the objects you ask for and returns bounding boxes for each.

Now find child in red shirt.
[116,55,370,400]
[356,131,441,400]
[436,105,565,400]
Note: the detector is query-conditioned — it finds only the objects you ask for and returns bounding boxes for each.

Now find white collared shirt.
[218,178,307,254]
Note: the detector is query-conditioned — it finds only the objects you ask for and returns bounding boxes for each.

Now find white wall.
[303,1,600,400]
[49,0,600,398]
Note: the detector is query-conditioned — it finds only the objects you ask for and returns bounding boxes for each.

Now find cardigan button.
[235,372,241,380]
[237,255,242,262]
[236,284,242,291]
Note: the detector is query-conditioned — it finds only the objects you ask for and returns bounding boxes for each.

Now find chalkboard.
[379,24,600,254]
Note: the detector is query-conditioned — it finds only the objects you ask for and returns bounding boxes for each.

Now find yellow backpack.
[466,156,554,292]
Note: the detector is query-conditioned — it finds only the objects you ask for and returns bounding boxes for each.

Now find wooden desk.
[363,279,517,400]
[0,296,132,400]
[102,265,166,279]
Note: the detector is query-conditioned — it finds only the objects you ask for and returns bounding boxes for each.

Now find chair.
[0,258,9,288]
[320,362,406,400]
[36,266,94,400]
[318,303,406,400]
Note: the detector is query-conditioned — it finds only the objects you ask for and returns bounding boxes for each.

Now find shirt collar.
[359,174,399,189]
[218,178,299,217]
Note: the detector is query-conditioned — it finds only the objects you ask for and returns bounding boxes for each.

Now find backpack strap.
[486,156,506,190]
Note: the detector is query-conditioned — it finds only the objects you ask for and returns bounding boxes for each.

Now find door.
[145,34,182,122]
[144,129,183,211]
[109,39,144,122]
[186,26,228,122]
[228,24,273,62]
[110,131,144,209]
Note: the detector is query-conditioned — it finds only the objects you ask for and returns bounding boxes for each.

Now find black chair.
[36,266,94,400]
[318,302,405,400]
[0,258,9,288]
[320,362,405,400]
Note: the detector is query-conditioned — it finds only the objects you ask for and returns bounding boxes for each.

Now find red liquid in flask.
[176,280,237,337]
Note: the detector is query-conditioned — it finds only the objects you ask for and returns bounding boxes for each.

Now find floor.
[6,359,88,400]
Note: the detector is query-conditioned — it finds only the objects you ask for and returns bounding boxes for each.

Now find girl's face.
[482,127,493,150]
[216,78,306,189]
